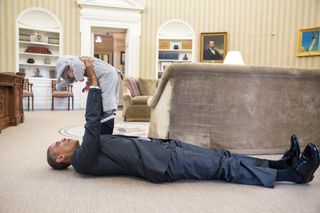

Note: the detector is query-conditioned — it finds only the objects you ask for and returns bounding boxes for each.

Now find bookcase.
[157,39,192,78]
[16,7,69,110]
[156,20,194,79]
[18,28,61,79]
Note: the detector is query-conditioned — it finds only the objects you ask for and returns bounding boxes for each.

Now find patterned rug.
[59,122,149,139]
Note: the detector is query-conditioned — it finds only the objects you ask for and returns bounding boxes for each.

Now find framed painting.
[296,26,320,57]
[200,32,227,62]
[120,51,125,64]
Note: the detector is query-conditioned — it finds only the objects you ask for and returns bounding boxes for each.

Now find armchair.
[122,77,159,121]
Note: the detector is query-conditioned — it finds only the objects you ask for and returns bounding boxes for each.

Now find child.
[55,55,122,134]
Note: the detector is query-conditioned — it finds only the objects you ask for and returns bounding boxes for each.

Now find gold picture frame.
[200,32,227,62]
[296,26,320,57]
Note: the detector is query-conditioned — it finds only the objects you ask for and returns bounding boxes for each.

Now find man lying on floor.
[47,61,320,188]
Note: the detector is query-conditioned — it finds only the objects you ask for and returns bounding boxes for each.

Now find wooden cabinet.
[0,73,24,133]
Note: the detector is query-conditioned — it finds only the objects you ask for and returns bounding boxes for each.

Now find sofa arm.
[121,80,132,102]
[147,65,174,108]
[123,93,132,104]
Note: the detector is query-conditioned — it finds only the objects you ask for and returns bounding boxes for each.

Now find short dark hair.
[47,147,70,170]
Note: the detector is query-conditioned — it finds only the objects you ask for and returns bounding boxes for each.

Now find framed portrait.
[200,32,227,62]
[296,26,320,57]
[120,51,125,65]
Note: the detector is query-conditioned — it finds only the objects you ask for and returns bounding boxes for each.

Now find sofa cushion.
[139,78,157,96]
[132,96,151,104]
[125,78,141,97]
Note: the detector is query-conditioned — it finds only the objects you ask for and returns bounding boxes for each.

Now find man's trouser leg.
[164,140,276,188]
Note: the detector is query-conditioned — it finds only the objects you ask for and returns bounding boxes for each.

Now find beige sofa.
[122,77,159,121]
[148,63,320,154]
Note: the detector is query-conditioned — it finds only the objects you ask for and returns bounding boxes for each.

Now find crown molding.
[77,0,145,11]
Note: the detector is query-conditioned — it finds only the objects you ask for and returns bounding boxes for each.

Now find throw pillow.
[125,78,141,97]
[139,78,157,96]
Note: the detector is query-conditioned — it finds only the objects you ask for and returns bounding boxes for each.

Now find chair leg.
[22,97,25,111]
[27,97,30,111]
[31,96,34,111]
[72,97,74,110]
[68,98,70,110]
[52,97,54,111]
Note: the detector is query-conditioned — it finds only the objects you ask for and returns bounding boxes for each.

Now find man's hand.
[83,58,94,72]
[83,58,98,87]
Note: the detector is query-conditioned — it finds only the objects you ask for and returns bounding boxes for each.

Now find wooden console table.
[0,72,24,133]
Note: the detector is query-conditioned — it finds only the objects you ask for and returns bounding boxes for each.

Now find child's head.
[56,56,85,86]
[65,66,75,80]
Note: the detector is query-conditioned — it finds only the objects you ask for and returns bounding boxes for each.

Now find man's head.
[47,138,80,170]
[208,40,215,48]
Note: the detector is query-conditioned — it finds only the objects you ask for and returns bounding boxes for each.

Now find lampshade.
[95,36,102,43]
[223,51,245,65]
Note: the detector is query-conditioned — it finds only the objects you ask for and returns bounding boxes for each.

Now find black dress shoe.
[282,135,300,166]
[295,143,320,183]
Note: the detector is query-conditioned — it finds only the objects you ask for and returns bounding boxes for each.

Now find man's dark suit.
[203,48,223,60]
[71,89,277,187]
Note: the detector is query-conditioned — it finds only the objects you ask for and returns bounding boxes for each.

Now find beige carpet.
[0,110,319,213]
[58,122,149,139]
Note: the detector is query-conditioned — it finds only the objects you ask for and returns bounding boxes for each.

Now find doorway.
[92,27,126,74]
[92,27,126,106]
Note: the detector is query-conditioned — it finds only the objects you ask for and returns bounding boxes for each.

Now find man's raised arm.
[75,58,102,166]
